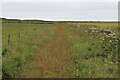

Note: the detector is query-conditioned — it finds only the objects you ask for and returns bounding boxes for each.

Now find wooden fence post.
[25,32,27,41]
[34,28,37,38]
[18,32,21,41]
[8,34,10,49]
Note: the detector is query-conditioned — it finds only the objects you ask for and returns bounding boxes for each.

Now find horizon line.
[0,17,118,22]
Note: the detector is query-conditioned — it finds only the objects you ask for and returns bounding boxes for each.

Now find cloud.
[2,0,120,2]
[2,2,118,21]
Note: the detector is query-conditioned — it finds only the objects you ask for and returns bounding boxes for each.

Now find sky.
[1,0,120,21]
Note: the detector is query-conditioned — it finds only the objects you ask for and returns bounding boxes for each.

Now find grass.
[66,22,118,78]
[2,22,56,77]
[2,20,119,78]
[76,22,118,28]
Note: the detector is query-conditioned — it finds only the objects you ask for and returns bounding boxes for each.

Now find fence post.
[25,32,27,41]
[8,34,10,49]
[34,28,37,38]
[18,32,21,41]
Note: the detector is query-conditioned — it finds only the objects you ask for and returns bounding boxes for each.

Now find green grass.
[2,21,119,78]
[68,22,118,29]
[66,23,118,78]
[2,22,56,77]
[81,22,117,27]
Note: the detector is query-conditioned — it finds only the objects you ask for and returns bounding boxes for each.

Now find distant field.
[2,19,119,78]
[68,22,118,28]
[80,22,118,28]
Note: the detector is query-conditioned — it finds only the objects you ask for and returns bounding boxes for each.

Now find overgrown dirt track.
[3,22,118,78]
[17,23,71,78]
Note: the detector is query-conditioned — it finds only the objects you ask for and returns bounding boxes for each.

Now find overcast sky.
[1,0,119,21]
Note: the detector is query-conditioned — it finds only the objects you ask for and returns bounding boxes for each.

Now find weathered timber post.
[18,32,21,41]
[8,34,10,49]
